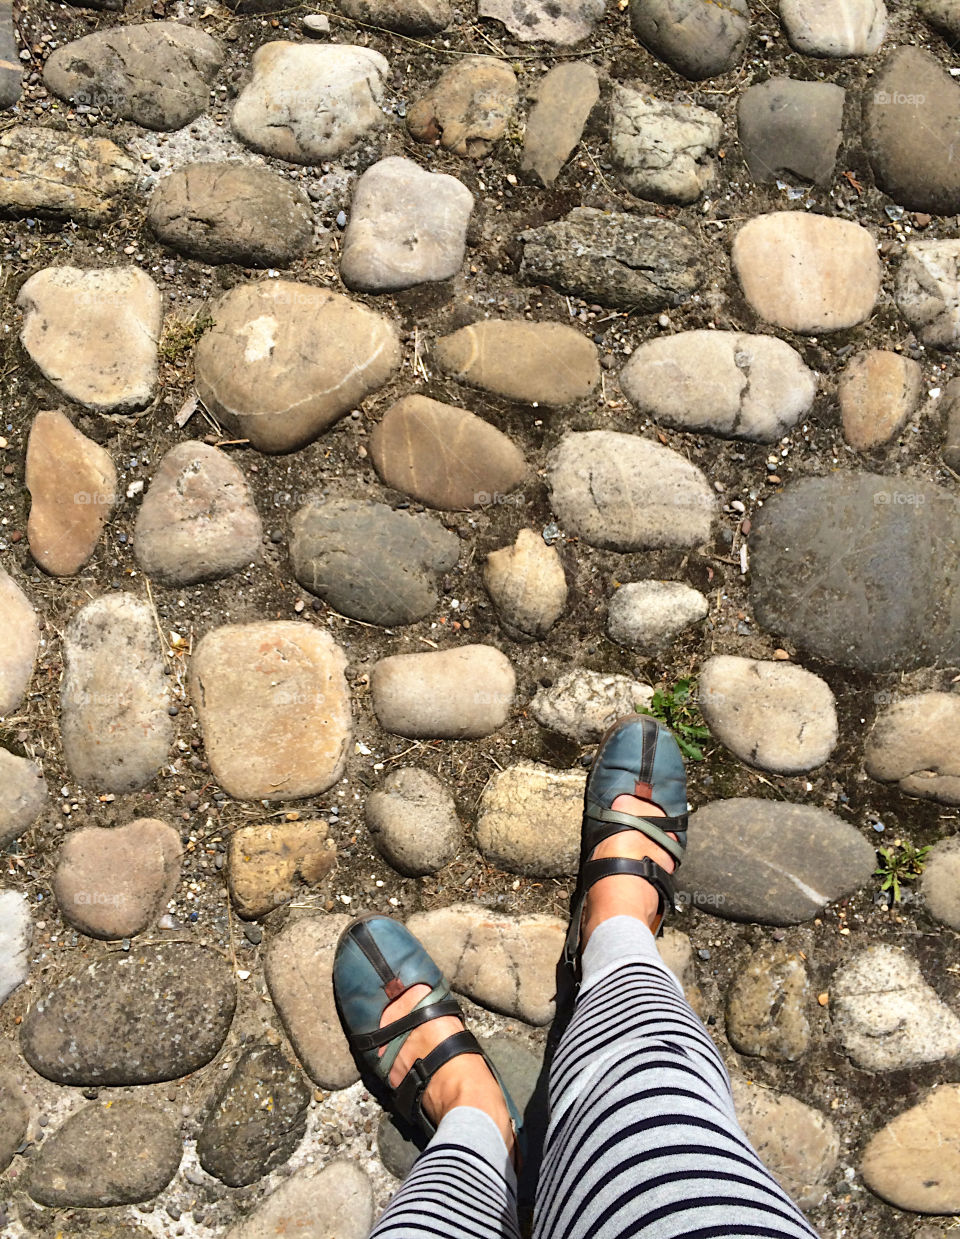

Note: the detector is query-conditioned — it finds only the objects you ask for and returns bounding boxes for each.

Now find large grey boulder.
[749,473,960,672]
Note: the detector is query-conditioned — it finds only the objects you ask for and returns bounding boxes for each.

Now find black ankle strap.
[582,856,677,917]
[394,1030,483,1129]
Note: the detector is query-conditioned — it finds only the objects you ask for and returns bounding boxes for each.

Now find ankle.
[581,796,678,943]
[424,1060,515,1153]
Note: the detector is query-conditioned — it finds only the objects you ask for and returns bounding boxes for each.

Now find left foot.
[378,985,517,1157]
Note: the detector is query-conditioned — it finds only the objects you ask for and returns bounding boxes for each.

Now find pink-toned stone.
[838,349,923,451]
[53,818,182,940]
[26,409,117,576]
[0,566,39,715]
[190,622,352,801]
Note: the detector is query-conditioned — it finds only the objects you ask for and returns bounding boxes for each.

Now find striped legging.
[369,915,820,1239]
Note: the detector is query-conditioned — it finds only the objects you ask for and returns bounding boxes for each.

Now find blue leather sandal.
[334,914,525,1146]
[563,714,689,974]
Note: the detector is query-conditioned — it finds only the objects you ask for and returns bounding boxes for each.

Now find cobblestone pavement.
[1,1,960,1237]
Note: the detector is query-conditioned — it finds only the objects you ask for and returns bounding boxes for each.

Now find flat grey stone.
[371,646,516,739]
[197,1045,310,1187]
[0,565,38,715]
[630,0,750,80]
[44,22,223,130]
[861,1085,960,1214]
[738,78,845,185]
[698,656,838,774]
[0,889,30,1007]
[21,944,236,1085]
[148,163,314,267]
[233,42,388,163]
[290,498,459,626]
[920,0,960,38]
[620,331,817,443]
[0,1070,28,1174]
[863,47,960,215]
[0,749,47,850]
[832,945,960,1071]
[726,945,811,1061]
[520,207,703,311]
[135,442,262,585]
[548,431,715,552]
[530,669,654,744]
[225,1159,374,1239]
[338,0,452,33]
[749,472,960,672]
[476,762,586,877]
[365,768,462,876]
[195,281,400,453]
[780,0,886,56]
[731,1077,839,1210]
[479,0,604,44]
[341,157,473,292]
[521,62,599,187]
[607,581,708,652]
[484,529,567,640]
[264,914,358,1090]
[0,126,136,223]
[0,0,20,110]
[678,798,876,924]
[611,84,721,205]
[27,1101,181,1206]
[406,904,566,1025]
[865,692,960,803]
[60,595,173,794]
[922,835,960,930]
[896,240,960,350]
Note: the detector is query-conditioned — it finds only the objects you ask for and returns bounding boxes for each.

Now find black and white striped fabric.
[369,916,820,1239]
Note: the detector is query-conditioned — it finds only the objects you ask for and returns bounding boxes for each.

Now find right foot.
[581,794,679,945]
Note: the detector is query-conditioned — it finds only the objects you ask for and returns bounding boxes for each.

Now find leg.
[534,796,820,1239]
[370,1107,520,1239]
[358,971,519,1239]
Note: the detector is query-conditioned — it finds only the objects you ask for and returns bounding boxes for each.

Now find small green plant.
[874,840,931,903]
[638,678,711,762]
[159,312,214,364]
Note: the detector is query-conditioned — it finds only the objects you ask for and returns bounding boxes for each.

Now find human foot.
[379,984,517,1156]
[580,794,679,945]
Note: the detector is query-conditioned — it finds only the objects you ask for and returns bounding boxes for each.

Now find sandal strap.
[582,857,676,911]
[350,991,463,1054]
[563,858,676,970]
[585,801,687,865]
[393,1029,483,1130]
